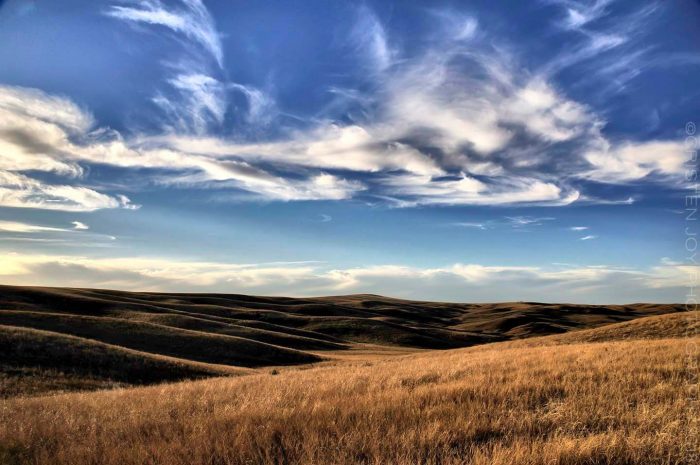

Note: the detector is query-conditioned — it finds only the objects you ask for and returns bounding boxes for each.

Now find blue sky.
[0,0,698,302]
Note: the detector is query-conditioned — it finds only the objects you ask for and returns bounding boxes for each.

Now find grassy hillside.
[0,311,322,368]
[0,286,684,347]
[0,325,241,398]
[1,311,696,465]
[505,310,700,347]
[0,285,687,397]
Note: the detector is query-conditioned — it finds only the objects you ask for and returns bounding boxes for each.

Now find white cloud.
[577,195,635,205]
[351,5,396,73]
[505,216,556,227]
[0,220,66,233]
[106,1,279,137]
[131,117,594,206]
[0,86,139,211]
[428,10,478,42]
[454,222,488,230]
[0,85,364,204]
[544,0,614,30]
[381,54,510,155]
[379,44,597,160]
[106,1,232,135]
[580,235,597,241]
[570,226,588,231]
[0,84,93,134]
[379,173,579,206]
[453,217,557,230]
[106,0,223,66]
[0,62,680,210]
[0,170,138,212]
[0,252,691,303]
[3,4,691,209]
[541,0,623,74]
[158,165,365,201]
[0,253,322,290]
[158,73,228,135]
[541,0,671,97]
[0,86,88,177]
[228,83,278,125]
[71,221,89,230]
[583,140,689,184]
[152,124,444,177]
[504,78,591,142]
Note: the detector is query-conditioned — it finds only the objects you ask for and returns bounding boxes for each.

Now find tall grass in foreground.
[1,337,697,465]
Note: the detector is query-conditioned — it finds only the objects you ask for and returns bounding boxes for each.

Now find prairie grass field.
[1,310,698,465]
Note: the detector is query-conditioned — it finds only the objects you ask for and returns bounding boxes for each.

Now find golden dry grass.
[2,326,698,465]
[502,310,700,348]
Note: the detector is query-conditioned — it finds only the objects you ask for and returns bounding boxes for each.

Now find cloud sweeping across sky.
[0,0,693,208]
[0,0,697,301]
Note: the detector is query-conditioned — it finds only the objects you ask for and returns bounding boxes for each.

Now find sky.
[0,0,698,303]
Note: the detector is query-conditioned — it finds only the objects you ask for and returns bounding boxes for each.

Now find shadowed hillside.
[0,325,243,398]
[503,310,700,348]
[0,285,686,396]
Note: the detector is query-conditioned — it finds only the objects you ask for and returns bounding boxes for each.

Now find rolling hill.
[0,285,688,397]
[0,325,243,398]
[1,310,696,465]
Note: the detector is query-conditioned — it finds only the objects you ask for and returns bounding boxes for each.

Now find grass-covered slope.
[505,310,700,347]
[0,285,687,397]
[0,325,240,398]
[0,285,683,347]
[1,311,696,465]
[0,311,323,368]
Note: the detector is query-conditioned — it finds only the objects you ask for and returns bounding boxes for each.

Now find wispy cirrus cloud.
[0,84,363,205]
[547,0,614,30]
[138,3,688,206]
[378,174,578,207]
[0,220,67,233]
[106,0,274,135]
[453,222,489,230]
[105,0,223,66]
[453,216,556,231]
[505,216,556,227]
[0,85,137,211]
[0,219,117,249]
[1,1,692,212]
[541,0,695,100]
[153,124,444,176]
[156,73,228,135]
[0,170,138,212]
[106,0,228,135]
[582,140,689,184]
[350,5,396,73]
